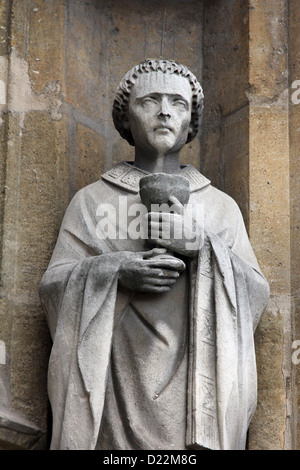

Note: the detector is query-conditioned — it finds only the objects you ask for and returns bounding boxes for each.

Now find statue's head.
[112,59,204,147]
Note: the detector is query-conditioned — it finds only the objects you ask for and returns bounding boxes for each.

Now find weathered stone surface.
[249,298,287,450]
[289,0,300,450]
[76,123,105,191]
[199,124,221,189]
[249,107,289,294]
[249,0,288,103]
[0,405,45,450]
[247,0,292,450]
[203,0,249,117]
[26,0,65,94]
[0,0,10,56]
[64,0,107,123]
[0,0,10,274]
[201,0,296,451]
[0,111,68,445]
[223,105,249,228]
[10,314,51,430]
[64,0,203,174]
[1,112,69,298]
[201,0,249,217]
[0,3,78,447]
[0,309,12,408]
[0,112,8,271]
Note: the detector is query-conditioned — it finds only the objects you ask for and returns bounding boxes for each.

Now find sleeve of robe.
[39,188,130,450]
[186,195,270,451]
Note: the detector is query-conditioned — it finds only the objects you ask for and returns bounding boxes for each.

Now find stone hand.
[147,196,203,257]
[118,247,186,293]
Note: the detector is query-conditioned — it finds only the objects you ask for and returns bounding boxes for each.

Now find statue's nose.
[158,98,171,118]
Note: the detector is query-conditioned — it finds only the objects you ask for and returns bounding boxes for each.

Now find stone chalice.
[139,172,190,250]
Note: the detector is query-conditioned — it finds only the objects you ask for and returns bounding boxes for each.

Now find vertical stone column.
[202,0,296,449]
[247,0,293,449]
[202,0,250,226]
[0,0,69,449]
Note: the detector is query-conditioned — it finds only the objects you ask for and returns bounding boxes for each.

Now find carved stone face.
[124,71,193,154]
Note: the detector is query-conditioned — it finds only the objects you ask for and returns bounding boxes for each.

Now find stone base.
[0,406,46,450]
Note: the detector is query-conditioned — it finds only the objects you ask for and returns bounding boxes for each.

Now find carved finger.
[141,248,167,259]
[144,268,180,278]
[168,196,184,215]
[149,238,171,248]
[139,284,171,293]
[143,259,185,271]
[143,277,177,286]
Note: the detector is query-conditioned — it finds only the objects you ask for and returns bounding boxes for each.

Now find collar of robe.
[101,161,211,194]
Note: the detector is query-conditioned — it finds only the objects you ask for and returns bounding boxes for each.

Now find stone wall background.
[0,0,299,449]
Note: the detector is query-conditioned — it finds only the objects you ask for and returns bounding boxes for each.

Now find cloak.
[39,162,270,450]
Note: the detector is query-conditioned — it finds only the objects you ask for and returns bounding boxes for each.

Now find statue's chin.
[144,129,188,154]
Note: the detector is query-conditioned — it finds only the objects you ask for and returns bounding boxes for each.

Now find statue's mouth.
[154,126,172,132]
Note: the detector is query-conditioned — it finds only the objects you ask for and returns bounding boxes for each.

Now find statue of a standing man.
[40,60,269,450]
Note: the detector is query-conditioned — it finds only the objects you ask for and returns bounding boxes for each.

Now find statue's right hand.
[118,248,186,293]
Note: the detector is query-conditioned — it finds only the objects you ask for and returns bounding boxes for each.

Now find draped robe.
[39,162,270,450]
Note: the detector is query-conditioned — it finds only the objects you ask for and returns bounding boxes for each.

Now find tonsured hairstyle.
[112,59,204,146]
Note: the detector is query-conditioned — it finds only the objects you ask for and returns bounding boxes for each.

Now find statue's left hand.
[147,196,204,257]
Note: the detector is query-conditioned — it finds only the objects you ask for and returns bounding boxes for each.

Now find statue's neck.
[133,148,181,174]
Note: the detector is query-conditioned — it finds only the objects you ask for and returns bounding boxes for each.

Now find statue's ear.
[122,115,130,131]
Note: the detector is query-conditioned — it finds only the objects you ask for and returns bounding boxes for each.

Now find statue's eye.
[141,97,157,106]
[172,99,187,109]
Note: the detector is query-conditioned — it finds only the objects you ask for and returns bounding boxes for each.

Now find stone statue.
[39,59,270,450]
